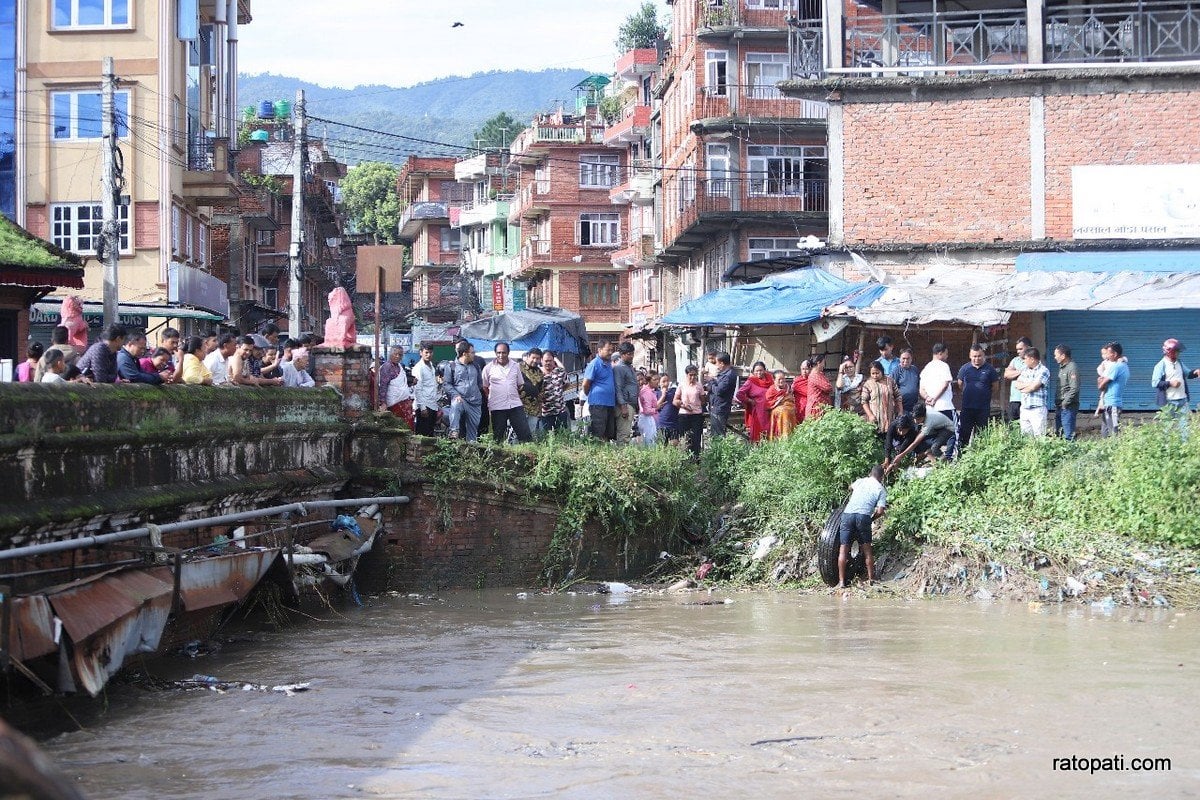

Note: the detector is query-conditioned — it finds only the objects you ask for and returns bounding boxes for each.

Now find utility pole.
[288,89,306,336]
[100,57,120,330]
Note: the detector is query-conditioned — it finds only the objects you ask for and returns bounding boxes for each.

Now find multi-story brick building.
[782,0,1200,410]
[398,156,469,324]
[657,0,830,309]
[453,151,519,315]
[14,0,251,337]
[508,81,630,345]
[212,135,345,335]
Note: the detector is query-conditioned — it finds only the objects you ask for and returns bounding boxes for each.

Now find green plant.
[241,171,283,196]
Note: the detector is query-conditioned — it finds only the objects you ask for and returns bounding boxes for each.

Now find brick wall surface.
[1043,91,1200,240]
[842,97,1032,245]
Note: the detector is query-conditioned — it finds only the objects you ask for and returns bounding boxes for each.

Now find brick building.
[211,137,345,336]
[453,152,519,315]
[657,0,830,306]
[781,0,1200,410]
[508,80,630,344]
[398,157,469,324]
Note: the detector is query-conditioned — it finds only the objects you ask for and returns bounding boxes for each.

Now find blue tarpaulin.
[660,268,885,326]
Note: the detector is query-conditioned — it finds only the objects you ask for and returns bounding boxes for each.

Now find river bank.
[442,412,1200,610]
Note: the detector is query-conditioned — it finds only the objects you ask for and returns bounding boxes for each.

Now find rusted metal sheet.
[306,531,368,563]
[175,549,279,614]
[8,595,57,662]
[45,570,173,696]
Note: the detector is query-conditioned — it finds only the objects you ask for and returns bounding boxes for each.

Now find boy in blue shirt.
[837,465,887,588]
[1097,341,1129,437]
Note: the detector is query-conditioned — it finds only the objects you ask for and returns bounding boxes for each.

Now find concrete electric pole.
[288,89,306,336]
[100,56,121,330]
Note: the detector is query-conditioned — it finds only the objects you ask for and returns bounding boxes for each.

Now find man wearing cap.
[1152,338,1200,438]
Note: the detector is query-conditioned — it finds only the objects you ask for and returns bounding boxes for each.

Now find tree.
[340,161,400,244]
[473,112,524,151]
[615,1,666,52]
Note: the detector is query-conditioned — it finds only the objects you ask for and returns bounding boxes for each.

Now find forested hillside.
[238,68,592,163]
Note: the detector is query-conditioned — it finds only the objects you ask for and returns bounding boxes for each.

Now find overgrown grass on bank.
[420,412,1200,600]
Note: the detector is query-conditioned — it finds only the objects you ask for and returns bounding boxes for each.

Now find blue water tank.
[256,100,275,119]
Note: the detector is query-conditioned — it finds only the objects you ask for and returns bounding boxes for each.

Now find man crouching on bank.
[837,464,887,588]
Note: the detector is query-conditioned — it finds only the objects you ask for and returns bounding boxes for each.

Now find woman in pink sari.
[806,355,833,421]
[735,361,774,443]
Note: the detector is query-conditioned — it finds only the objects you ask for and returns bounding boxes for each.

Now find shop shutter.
[1046,310,1200,411]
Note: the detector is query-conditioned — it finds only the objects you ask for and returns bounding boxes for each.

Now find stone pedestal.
[312,345,373,419]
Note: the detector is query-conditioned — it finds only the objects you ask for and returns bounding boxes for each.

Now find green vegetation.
[886,420,1200,555]
[615,1,667,51]
[0,214,82,269]
[238,69,591,165]
[473,112,524,151]
[340,162,401,244]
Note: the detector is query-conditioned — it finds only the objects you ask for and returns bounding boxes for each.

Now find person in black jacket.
[116,332,163,384]
[708,351,737,438]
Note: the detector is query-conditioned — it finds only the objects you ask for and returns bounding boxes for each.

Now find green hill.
[238,68,593,164]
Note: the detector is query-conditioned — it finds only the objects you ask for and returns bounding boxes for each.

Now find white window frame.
[748,237,805,261]
[746,0,795,8]
[705,144,730,196]
[198,222,209,267]
[681,69,695,110]
[50,201,131,255]
[745,52,790,99]
[51,89,130,141]
[746,144,826,196]
[171,205,182,254]
[704,50,728,96]
[579,153,620,188]
[51,0,131,30]
[185,214,194,260]
[255,228,273,246]
[578,212,619,247]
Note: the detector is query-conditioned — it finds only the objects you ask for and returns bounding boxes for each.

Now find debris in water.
[174,674,311,695]
[1065,577,1087,596]
[599,582,634,594]
[667,579,695,593]
[516,592,529,599]
[974,588,993,601]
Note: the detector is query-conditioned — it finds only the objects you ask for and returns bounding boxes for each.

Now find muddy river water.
[36,589,1199,798]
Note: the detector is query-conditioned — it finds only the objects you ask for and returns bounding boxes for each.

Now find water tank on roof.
[249,129,270,142]
[257,100,275,119]
[274,99,292,119]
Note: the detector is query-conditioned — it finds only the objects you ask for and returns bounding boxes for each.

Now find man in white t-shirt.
[919,343,956,458]
[204,334,238,385]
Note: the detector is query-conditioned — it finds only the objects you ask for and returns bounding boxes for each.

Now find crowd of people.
[372,332,1200,467]
[15,322,319,388]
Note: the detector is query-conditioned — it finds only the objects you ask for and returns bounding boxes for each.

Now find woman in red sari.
[791,360,811,424]
[806,355,834,421]
[766,370,797,440]
[735,360,774,443]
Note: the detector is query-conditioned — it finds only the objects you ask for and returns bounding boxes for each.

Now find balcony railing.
[662,177,828,244]
[790,2,1200,78]
[698,0,802,31]
[696,84,829,121]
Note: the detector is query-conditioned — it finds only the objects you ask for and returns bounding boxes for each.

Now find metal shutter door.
[1046,310,1200,411]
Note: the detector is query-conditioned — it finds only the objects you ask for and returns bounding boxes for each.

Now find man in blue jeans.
[1053,344,1080,440]
[837,464,887,588]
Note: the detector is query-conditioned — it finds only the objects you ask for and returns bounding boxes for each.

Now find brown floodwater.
[33,589,1200,799]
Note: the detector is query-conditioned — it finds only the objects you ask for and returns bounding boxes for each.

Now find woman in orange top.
[806,355,833,421]
[791,360,811,424]
[766,370,797,440]
[735,361,774,443]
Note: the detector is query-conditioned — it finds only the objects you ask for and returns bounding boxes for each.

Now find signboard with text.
[1073,164,1200,240]
[491,280,505,311]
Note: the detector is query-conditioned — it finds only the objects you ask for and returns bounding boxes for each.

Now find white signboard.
[1072,164,1200,240]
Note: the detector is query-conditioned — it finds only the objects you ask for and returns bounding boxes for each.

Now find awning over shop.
[32,299,225,322]
[1016,250,1200,273]
[825,268,1200,326]
[661,268,884,327]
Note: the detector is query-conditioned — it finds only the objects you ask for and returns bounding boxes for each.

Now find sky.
[239,0,666,89]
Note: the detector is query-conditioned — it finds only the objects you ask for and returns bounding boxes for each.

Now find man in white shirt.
[282,348,316,388]
[204,334,237,385]
[919,343,956,458]
[411,343,441,436]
